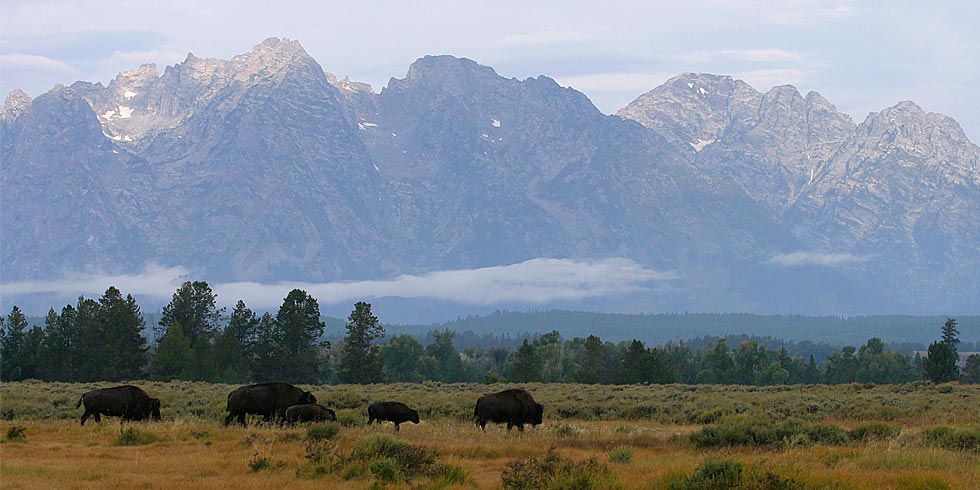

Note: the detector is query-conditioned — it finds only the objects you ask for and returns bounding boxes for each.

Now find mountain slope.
[1,40,976,314]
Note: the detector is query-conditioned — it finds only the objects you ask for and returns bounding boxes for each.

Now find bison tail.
[76,394,85,409]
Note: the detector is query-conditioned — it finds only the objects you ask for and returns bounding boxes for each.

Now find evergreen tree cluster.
[2,292,971,388]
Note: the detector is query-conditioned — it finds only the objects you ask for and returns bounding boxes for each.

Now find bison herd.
[75,383,544,432]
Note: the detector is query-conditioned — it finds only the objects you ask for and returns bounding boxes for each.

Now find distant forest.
[390,310,980,348]
[3,282,978,386]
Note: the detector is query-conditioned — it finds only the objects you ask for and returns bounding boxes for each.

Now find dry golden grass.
[1,381,979,489]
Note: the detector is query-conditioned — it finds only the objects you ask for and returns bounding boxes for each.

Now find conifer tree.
[425,330,464,382]
[338,302,384,384]
[274,289,326,383]
[213,300,257,383]
[576,335,605,384]
[251,313,280,382]
[150,321,192,380]
[506,339,542,382]
[0,306,28,381]
[97,287,148,380]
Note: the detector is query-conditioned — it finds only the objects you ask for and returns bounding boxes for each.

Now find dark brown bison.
[474,388,543,431]
[76,385,161,426]
[224,382,316,426]
[367,401,420,431]
[285,403,337,424]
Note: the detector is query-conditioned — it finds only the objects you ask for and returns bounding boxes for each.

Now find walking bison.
[285,403,336,424]
[76,385,161,426]
[474,388,543,431]
[224,382,316,426]
[367,401,420,431]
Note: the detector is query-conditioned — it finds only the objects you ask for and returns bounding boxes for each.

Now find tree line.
[2,283,978,385]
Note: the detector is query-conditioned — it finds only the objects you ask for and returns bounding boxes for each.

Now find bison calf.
[367,401,420,431]
[77,385,161,426]
[285,403,336,424]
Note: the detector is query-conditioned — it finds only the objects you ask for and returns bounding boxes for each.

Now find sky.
[1,0,979,142]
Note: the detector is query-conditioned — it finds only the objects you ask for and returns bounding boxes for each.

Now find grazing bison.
[474,388,543,431]
[224,382,316,426]
[285,403,337,424]
[76,385,161,426]
[367,401,420,431]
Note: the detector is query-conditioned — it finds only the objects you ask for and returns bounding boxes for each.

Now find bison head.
[302,391,316,405]
[149,398,162,421]
[409,409,420,424]
[529,403,544,426]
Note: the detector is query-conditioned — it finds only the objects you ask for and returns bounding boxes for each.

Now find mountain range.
[2,38,978,316]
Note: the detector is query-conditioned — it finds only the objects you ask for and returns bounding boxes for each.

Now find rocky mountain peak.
[401,55,499,86]
[2,89,33,121]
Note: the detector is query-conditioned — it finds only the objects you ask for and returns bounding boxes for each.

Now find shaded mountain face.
[619,76,980,312]
[2,39,977,314]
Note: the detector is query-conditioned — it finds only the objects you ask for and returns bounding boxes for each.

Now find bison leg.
[368,416,375,425]
[506,422,513,431]
[94,412,102,423]
[395,422,400,432]
[478,419,487,430]
[517,424,525,432]
[223,412,236,427]
[80,410,91,426]
[238,413,247,426]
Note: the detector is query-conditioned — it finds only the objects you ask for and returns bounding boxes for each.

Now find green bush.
[923,426,980,452]
[306,423,340,441]
[849,422,899,441]
[690,419,848,448]
[247,452,272,472]
[4,425,27,442]
[608,446,633,464]
[115,426,158,446]
[370,457,403,483]
[501,449,621,490]
[668,459,804,490]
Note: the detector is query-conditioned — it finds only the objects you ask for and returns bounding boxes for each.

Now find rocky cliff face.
[2,39,976,313]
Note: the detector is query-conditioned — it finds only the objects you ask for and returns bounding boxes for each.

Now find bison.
[76,385,161,426]
[474,388,543,431]
[285,403,337,424]
[224,382,316,426]
[367,401,420,431]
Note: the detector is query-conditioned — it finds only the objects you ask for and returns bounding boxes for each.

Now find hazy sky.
[2,0,979,141]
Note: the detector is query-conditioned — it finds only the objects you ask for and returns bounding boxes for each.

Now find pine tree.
[274,289,326,383]
[73,297,104,382]
[40,307,75,381]
[251,313,281,382]
[621,339,651,384]
[149,321,192,380]
[0,306,29,381]
[506,339,542,382]
[98,287,148,380]
[576,335,605,384]
[158,281,223,344]
[425,330,464,382]
[213,300,257,383]
[338,302,384,384]
[924,318,960,383]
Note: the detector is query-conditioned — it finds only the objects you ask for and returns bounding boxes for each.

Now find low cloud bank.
[766,251,869,267]
[0,258,674,309]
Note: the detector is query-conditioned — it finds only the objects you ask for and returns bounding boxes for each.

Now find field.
[1,381,979,489]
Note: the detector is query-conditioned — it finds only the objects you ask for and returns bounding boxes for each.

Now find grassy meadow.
[1,380,979,489]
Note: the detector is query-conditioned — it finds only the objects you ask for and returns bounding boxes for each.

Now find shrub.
[690,419,848,449]
[668,459,804,490]
[247,452,273,472]
[4,425,27,442]
[552,423,579,438]
[115,427,158,446]
[501,449,621,490]
[608,446,633,464]
[923,426,980,452]
[670,459,742,489]
[370,457,403,483]
[306,423,340,442]
[849,422,899,441]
